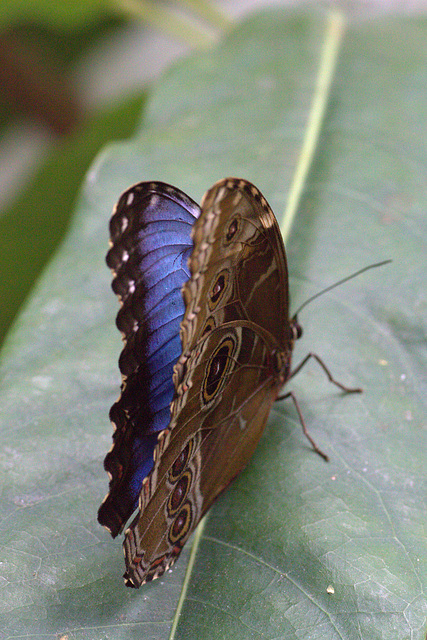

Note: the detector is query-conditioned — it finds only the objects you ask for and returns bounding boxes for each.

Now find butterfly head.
[272,316,303,386]
[289,315,303,342]
[273,316,302,385]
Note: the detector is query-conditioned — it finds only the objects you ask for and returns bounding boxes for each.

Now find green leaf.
[0,0,110,30]
[0,8,425,640]
[0,0,230,43]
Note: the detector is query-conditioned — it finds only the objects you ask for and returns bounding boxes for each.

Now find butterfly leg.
[290,353,362,394]
[277,353,362,461]
[278,390,329,461]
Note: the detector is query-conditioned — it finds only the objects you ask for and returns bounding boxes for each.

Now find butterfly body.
[99,178,299,587]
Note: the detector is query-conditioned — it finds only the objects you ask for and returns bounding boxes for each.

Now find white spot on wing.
[238,414,247,431]
[259,212,274,228]
[232,192,242,206]
[126,192,134,206]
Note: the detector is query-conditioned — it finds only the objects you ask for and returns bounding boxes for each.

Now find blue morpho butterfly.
[98,178,368,588]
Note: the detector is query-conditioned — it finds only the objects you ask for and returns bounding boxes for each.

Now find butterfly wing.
[124,323,282,586]
[123,178,293,586]
[98,182,200,537]
[182,177,291,352]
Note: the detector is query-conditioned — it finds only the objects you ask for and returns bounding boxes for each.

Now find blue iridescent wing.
[98,182,200,537]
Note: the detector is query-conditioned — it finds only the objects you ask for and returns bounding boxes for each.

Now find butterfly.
[98,177,361,587]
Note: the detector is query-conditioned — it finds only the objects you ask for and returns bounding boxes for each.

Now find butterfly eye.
[169,503,192,544]
[202,336,236,404]
[211,275,225,302]
[226,217,239,241]
[290,319,303,340]
[168,470,192,514]
[170,440,192,481]
[209,270,229,310]
[205,347,228,398]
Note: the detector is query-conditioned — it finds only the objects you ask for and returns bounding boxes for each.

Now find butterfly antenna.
[292,259,392,318]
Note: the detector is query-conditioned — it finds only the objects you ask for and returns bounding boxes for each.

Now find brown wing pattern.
[124,323,280,586]
[180,177,290,355]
